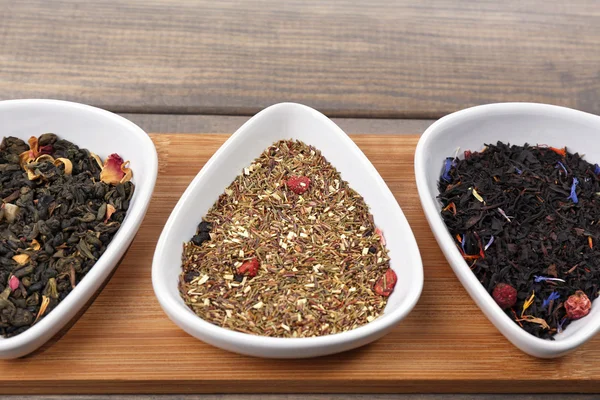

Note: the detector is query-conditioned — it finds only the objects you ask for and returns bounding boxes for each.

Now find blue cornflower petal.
[461,234,467,254]
[567,177,579,204]
[595,164,600,175]
[515,167,523,175]
[542,292,560,308]
[441,157,455,182]
[556,161,568,175]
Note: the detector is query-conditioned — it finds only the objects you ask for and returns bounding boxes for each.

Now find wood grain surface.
[118,114,434,135]
[0,134,599,395]
[2,1,600,118]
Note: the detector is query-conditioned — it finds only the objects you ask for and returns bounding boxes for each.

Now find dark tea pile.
[180,139,396,338]
[439,142,599,339]
[0,134,134,337]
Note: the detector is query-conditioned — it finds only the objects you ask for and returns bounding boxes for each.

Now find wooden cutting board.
[1,134,599,394]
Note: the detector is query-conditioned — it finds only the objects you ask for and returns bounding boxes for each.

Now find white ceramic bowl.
[0,99,157,358]
[415,102,600,358]
[152,102,423,358]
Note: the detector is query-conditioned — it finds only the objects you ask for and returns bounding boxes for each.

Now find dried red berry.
[286,176,311,195]
[237,258,260,277]
[492,283,517,309]
[374,269,397,297]
[565,290,591,320]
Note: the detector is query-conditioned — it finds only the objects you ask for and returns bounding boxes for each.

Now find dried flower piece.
[375,227,386,246]
[18,136,40,167]
[567,177,579,204]
[1,203,19,223]
[104,204,117,223]
[374,269,397,296]
[100,154,132,185]
[8,275,19,291]
[565,290,591,320]
[53,158,73,175]
[12,254,30,265]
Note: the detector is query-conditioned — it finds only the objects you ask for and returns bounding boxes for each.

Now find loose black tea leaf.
[179,139,396,338]
[0,134,134,337]
[438,142,599,339]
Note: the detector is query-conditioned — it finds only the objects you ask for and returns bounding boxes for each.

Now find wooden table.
[2,1,600,397]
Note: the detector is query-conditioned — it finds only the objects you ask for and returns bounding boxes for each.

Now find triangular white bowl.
[415,102,600,358]
[0,99,157,359]
[152,102,423,358]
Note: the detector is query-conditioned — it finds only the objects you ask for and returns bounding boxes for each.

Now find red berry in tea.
[565,290,591,320]
[286,176,310,194]
[237,258,260,278]
[374,269,397,297]
[492,283,517,309]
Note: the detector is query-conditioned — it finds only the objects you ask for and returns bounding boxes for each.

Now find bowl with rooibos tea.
[0,99,157,358]
[152,102,423,358]
[415,102,600,358]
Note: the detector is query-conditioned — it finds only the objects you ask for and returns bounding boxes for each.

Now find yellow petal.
[27,136,39,153]
[470,187,485,203]
[25,167,41,181]
[53,158,73,175]
[120,161,132,183]
[18,150,35,168]
[19,136,41,168]
[104,204,117,223]
[521,291,535,317]
[34,295,50,324]
[12,254,30,265]
[30,239,41,251]
[90,153,103,169]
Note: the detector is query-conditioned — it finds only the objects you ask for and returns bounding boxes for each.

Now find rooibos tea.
[439,142,599,339]
[0,134,134,337]
[179,139,397,338]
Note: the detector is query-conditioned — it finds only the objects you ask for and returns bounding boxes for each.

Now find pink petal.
[375,227,386,246]
[9,275,19,291]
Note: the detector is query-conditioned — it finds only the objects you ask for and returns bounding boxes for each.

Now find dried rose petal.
[100,154,132,185]
[38,145,53,155]
[374,269,397,296]
[104,204,117,223]
[375,227,386,246]
[8,275,19,291]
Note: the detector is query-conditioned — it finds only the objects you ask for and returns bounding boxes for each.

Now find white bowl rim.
[152,102,424,350]
[415,101,600,354]
[0,98,158,352]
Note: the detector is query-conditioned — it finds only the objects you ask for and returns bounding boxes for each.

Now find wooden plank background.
[1,134,600,395]
[1,0,600,118]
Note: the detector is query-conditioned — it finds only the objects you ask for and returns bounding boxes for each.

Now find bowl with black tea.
[153,103,423,358]
[0,99,157,358]
[415,102,600,358]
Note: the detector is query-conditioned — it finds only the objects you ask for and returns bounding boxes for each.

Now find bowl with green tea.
[0,99,157,358]
[415,102,600,358]
[152,103,423,358]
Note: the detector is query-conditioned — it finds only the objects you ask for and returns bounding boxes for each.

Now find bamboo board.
[1,134,599,394]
